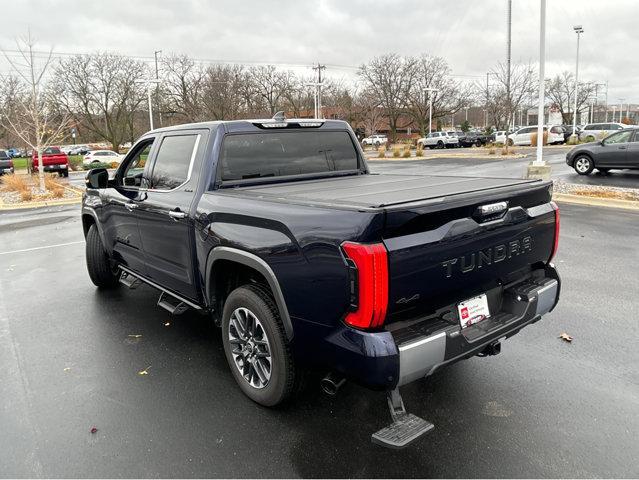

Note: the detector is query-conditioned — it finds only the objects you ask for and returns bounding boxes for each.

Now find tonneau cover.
[223,174,540,210]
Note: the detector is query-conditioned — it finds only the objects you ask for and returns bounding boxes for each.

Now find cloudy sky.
[1,0,637,103]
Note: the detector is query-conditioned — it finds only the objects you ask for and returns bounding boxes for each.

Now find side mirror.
[85,168,108,189]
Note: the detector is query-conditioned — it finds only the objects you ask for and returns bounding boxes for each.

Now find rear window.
[44,147,61,154]
[219,131,359,182]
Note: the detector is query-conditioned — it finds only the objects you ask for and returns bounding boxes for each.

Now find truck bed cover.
[221,173,542,210]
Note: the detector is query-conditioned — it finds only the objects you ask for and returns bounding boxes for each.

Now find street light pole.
[154,50,162,127]
[571,25,584,142]
[532,0,547,169]
[619,98,625,122]
[135,78,161,130]
[425,88,439,133]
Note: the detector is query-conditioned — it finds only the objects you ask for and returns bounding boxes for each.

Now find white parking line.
[0,241,85,256]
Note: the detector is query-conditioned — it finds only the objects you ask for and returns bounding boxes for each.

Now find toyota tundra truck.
[81,114,560,449]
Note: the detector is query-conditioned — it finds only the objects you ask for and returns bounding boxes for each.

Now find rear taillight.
[341,242,389,330]
[549,201,560,262]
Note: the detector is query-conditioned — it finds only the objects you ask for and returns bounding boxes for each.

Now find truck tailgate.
[381,182,556,323]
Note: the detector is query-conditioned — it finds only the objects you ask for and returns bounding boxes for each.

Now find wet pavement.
[0,200,638,478]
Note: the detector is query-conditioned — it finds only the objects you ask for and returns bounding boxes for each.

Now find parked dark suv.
[566,128,639,175]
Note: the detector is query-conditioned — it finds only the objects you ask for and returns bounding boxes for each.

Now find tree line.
[1,36,603,155]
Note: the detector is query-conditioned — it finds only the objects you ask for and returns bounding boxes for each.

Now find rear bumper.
[322,265,560,390]
[33,164,68,171]
[395,266,560,386]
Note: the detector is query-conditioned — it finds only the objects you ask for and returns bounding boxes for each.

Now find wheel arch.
[81,207,107,244]
[205,247,294,340]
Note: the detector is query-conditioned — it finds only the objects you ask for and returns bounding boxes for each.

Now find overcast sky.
[1,0,637,104]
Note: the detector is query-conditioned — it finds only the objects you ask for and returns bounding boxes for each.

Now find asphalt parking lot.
[1,199,638,478]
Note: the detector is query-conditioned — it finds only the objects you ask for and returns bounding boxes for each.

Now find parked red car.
[32,146,69,177]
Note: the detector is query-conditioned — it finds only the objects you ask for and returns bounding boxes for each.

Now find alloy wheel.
[575,157,591,173]
[228,307,272,389]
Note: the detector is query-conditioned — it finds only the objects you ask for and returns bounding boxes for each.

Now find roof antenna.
[272,111,285,122]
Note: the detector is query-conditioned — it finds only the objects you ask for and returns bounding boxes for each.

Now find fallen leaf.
[63,367,71,372]
[128,334,142,338]
[138,366,151,375]
[559,332,573,342]
[90,427,98,434]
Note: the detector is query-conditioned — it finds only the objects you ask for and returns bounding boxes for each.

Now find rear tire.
[574,155,594,175]
[85,224,119,288]
[437,140,444,149]
[221,284,297,407]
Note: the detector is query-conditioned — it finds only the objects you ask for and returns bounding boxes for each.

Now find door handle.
[618,146,627,150]
[168,210,187,220]
[124,203,138,211]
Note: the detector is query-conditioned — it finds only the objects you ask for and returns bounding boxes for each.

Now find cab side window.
[148,134,199,191]
[120,140,154,188]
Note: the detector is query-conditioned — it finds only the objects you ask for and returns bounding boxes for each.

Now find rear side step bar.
[118,267,204,313]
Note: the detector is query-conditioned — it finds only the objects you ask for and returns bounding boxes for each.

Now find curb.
[553,193,639,211]
[367,153,527,161]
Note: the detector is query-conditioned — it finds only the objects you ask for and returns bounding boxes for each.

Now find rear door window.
[219,131,359,182]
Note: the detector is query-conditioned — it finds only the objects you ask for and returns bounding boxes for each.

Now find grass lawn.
[12,158,28,169]
[12,155,84,171]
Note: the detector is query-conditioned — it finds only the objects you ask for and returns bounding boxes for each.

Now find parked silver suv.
[418,131,459,149]
[579,123,626,142]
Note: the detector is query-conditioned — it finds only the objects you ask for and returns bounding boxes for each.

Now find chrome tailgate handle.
[124,203,138,211]
[168,210,187,220]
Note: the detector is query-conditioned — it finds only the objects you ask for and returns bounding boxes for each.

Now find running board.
[157,292,189,315]
[120,271,142,289]
[118,266,204,312]
[371,388,434,449]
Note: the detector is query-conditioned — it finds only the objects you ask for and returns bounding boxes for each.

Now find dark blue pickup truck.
[81,114,560,448]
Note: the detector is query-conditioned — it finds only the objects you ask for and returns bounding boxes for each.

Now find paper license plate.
[458,293,490,329]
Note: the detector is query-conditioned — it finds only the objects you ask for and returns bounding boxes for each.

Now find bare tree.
[545,71,597,124]
[406,55,469,135]
[357,88,384,138]
[248,65,290,116]
[0,32,71,192]
[53,53,147,151]
[201,64,250,120]
[358,54,418,141]
[160,54,205,123]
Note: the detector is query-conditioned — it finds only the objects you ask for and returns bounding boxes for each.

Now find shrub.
[68,156,84,171]
[82,162,111,170]
[1,174,29,193]
[392,146,401,158]
[488,148,496,155]
[377,146,386,158]
[51,187,64,198]
[530,131,548,146]
[20,189,33,202]
[416,146,424,157]
[402,145,411,158]
[44,174,63,191]
[501,147,510,156]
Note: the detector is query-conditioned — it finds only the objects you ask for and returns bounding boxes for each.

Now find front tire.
[86,224,120,288]
[574,155,594,175]
[222,285,297,407]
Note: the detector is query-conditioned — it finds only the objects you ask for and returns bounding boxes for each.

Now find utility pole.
[571,25,583,141]
[619,98,625,123]
[312,63,326,119]
[154,50,162,127]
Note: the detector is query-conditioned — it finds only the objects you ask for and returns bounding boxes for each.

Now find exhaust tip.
[321,373,346,396]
